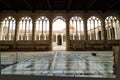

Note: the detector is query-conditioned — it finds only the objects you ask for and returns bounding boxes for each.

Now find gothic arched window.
[105,16,120,40]
[87,16,101,40]
[36,16,49,40]
[1,16,16,40]
[19,17,32,40]
[70,16,84,40]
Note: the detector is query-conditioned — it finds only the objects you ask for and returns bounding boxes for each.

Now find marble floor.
[1,51,115,78]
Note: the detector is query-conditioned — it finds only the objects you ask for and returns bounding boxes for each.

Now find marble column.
[66,19,70,50]
[75,20,78,40]
[79,20,81,40]
[111,20,114,40]
[109,28,112,40]
[41,20,44,40]
[56,34,58,46]
[14,19,20,42]
[24,20,27,40]
[93,20,96,40]
[119,20,120,39]
[32,18,36,41]
[101,18,106,40]
[84,18,88,40]
[0,21,3,40]
[61,34,63,45]
[49,18,52,50]
[115,20,118,39]
[89,20,92,40]
[73,33,75,40]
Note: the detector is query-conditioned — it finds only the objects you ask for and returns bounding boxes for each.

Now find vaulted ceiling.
[0,0,120,12]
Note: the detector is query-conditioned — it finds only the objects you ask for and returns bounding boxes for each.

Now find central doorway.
[52,16,66,51]
[57,35,62,45]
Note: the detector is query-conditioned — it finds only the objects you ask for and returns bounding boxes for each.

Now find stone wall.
[0,40,50,51]
[0,40,120,51]
[70,40,120,51]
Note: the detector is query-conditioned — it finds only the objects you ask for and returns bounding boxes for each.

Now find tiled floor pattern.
[1,51,115,78]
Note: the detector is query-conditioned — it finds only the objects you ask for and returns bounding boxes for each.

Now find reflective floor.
[1,51,115,78]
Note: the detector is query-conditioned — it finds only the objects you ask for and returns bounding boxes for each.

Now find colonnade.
[0,11,120,50]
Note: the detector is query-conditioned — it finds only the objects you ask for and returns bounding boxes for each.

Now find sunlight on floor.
[52,46,66,51]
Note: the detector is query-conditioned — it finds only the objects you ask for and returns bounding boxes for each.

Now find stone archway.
[52,16,66,50]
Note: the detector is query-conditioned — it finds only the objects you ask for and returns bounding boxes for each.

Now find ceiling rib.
[107,0,120,9]
[67,0,72,11]
[0,0,120,11]
[23,0,32,10]
[87,0,96,9]
[0,0,13,9]
[47,0,51,10]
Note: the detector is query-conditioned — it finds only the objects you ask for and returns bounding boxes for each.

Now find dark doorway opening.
[98,31,101,40]
[57,35,62,45]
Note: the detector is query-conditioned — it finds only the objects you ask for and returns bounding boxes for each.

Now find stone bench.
[17,41,33,45]
[0,41,14,46]
[93,45,104,50]
[17,45,34,49]
[35,45,48,50]
[0,46,10,50]
[73,44,84,50]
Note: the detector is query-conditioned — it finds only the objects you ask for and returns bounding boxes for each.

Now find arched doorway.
[57,35,62,45]
[52,16,66,50]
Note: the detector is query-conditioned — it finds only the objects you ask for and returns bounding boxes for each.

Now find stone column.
[56,34,58,46]
[89,20,92,40]
[84,18,88,40]
[49,18,52,50]
[66,19,70,50]
[111,20,114,40]
[119,20,120,39]
[0,21,3,40]
[75,20,78,40]
[101,18,106,40]
[26,34,28,40]
[115,20,118,39]
[79,20,81,40]
[73,33,75,40]
[14,19,20,42]
[61,34,63,45]
[109,28,111,40]
[93,20,96,40]
[24,19,27,40]
[41,20,44,40]
[78,33,80,40]
[32,18,36,41]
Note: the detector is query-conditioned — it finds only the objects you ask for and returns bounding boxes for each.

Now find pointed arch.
[36,16,49,40]
[1,16,16,40]
[105,16,120,40]
[19,16,32,40]
[87,16,101,40]
[70,16,84,40]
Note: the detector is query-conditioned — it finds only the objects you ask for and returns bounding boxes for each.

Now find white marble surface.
[1,51,115,78]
